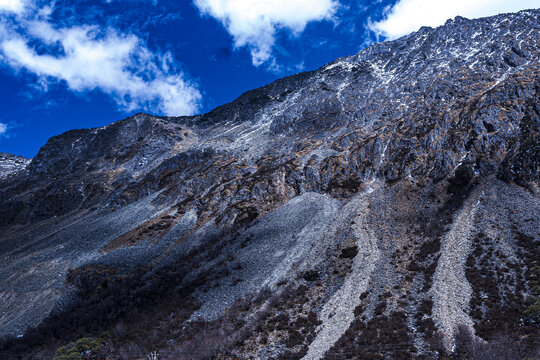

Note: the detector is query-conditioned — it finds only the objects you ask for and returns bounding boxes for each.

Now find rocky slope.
[0,8,539,360]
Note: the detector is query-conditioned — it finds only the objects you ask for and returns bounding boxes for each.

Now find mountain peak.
[0,153,30,180]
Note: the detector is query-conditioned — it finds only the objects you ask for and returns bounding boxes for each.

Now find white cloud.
[371,0,539,39]
[194,0,339,66]
[0,121,6,135]
[0,0,26,14]
[0,4,202,116]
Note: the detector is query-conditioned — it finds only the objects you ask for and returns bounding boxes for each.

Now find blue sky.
[0,0,537,158]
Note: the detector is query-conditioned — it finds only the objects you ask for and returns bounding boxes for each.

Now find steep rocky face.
[0,9,539,360]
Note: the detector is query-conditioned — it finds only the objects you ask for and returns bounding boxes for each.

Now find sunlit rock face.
[0,9,538,360]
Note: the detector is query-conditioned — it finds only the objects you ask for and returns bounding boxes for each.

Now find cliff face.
[0,9,539,359]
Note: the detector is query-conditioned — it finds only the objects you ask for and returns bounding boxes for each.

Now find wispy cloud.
[0,121,7,136]
[194,0,339,67]
[370,0,539,39]
[0,1,202,115]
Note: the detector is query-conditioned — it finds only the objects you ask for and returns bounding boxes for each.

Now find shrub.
[285,329,305,347]
[523,298,540,325]
[53,333,109,360]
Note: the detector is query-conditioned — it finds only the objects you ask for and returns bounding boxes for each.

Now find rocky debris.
[303,192,381,360]
[189,192,342,321]
[0,8,539,360]
[430,186,480,348]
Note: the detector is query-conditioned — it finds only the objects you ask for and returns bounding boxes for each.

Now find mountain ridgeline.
[0,9,539,360]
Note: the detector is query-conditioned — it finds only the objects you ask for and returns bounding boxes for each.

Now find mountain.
[1,8,539,360]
